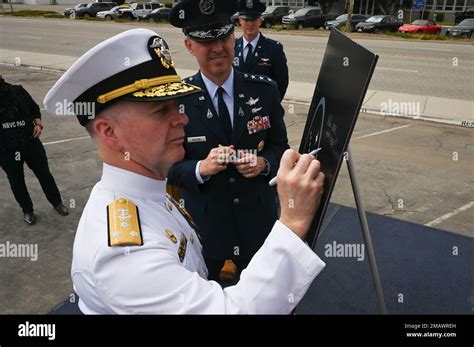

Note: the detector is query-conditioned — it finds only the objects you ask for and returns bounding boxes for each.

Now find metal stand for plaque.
[345,146,387,314]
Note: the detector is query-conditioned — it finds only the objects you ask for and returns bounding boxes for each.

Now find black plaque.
[299,29,378,248]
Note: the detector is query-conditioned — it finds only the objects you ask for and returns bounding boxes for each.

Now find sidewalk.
[1,48,472,126]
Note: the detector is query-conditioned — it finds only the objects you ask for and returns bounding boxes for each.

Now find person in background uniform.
[167,0,289,282]
[0,76,68,225]
[234,0,289,100]
[43,28,326,314]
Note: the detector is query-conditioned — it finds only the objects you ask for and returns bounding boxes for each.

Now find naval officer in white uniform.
[43,28,326,314]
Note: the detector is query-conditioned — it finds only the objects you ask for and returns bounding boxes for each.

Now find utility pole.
[346,0,354,33]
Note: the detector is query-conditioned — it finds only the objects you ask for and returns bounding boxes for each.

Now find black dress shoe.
[24,212,36,225]
[54,203,69,216]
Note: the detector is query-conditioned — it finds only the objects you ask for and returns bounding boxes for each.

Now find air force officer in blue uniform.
[167,0,289,281]
[234,0,289,100]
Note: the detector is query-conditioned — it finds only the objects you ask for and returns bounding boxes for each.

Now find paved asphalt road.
[1,17,473,100]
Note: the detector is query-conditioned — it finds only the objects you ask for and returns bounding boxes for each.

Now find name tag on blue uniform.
[187,136,207,143]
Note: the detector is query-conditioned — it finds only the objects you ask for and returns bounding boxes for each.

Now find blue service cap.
[169,0,239,42]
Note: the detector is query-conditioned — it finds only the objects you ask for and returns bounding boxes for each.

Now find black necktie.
[245,43,253,64]
[217,87,232,145]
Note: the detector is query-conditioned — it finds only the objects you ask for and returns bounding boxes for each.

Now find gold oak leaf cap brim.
[125,81,201,103]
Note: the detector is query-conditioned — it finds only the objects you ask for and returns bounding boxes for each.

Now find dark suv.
[455,7,474,24]
[74,2,117,18]
[282,7,327,30]
[262,5,290,28]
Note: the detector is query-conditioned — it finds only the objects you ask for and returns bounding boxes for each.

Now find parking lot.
[0,65,472,313]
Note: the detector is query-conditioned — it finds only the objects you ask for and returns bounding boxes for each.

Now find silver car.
[97,6,128,20]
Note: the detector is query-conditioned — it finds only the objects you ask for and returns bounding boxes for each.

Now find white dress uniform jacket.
[72,163,326,314]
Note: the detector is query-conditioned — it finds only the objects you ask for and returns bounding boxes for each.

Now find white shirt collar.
[200,69,234,100]
[243,32,261,50]
[99,163,167,202]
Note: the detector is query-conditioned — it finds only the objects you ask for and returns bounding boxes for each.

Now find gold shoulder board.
[107,198,143,247]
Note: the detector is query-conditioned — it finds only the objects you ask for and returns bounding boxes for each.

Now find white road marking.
[377,67,419,73]
[425,201,474,227]
[19,35,42,40]
[354,124,412,140]
[43,136,90,146]
[417,47,451,52]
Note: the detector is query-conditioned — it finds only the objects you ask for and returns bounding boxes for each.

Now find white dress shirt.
[200,69,235,126]
[243,33,261,62]
[72,163,326,314]
[195,69,235,184]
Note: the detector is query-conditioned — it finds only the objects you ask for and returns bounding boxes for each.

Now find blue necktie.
[217,87,232,145]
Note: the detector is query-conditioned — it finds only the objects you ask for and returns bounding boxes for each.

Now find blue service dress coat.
[234,33,289,100]
[167,70,289,260]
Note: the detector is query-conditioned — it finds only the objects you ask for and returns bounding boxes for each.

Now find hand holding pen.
[269,148,322,187]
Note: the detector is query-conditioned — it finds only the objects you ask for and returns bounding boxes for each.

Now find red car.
[398,20,442,34]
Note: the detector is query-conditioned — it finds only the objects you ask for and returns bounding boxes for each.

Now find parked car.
[261,5,290,28]
[398,20,442,34]
[64,3,87,17]
[447,18,474,37]
[118,2,163,20]
[74,2,117,18]
[141,7,171,21]
[282,7,327,30]
[96,5,128,20]
[355,15,403,33]
[325,14,369,31]
[455,7,474,24]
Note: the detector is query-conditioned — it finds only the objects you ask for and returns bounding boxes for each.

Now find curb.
[284,98,472,128]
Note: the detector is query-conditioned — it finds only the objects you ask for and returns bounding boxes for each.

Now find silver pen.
[268,148,322,187]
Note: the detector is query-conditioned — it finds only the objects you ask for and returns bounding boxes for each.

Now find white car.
[118,2,163,20]
[97,6,128,20]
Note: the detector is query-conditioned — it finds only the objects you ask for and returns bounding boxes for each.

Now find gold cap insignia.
[178,234,187,262]
[149,36,175,69]
[165,229,178,244]
[107,198,143,247]
[257,140,265,152]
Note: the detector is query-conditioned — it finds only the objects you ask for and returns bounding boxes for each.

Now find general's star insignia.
[246,97,259,106]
